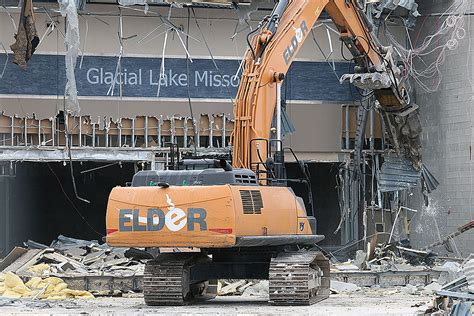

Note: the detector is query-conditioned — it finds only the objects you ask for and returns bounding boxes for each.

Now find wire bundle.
[383,0,470,93]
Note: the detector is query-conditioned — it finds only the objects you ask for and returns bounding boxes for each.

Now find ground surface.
[0,290,432,316]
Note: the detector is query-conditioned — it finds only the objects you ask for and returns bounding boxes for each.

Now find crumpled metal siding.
[379,0,419,12]
[375,0,420,27]
[378,155,420,192]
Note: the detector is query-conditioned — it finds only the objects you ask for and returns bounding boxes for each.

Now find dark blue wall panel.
[0,54,354,101]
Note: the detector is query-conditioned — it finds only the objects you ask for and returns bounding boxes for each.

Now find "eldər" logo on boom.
[283,20,309,65]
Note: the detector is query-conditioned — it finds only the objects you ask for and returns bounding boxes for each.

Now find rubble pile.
[329,241,474,314]
[1,235,146,277]
[0,233,472,315]
[0,235,147,300]
[0,235,274,300]
[421,257,474,315]
[331,242,451,275]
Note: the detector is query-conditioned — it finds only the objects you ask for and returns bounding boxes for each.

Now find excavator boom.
[232,0,419,171]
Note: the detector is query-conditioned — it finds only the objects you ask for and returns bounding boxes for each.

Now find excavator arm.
[232,0,421,173]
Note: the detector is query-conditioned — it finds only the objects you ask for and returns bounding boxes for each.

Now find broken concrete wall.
[0,110,234,149]
[410,0,474,255]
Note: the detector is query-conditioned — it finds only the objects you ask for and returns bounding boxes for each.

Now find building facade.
[0,1,360,253]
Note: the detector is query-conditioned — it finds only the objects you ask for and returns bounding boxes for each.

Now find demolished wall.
[0,4,352,158]
[0,112,233,150]
[410,0,474,255]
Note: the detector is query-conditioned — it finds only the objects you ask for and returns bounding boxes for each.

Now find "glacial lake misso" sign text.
[0,54,354,101]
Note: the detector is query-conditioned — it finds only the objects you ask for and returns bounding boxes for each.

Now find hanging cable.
[246,26,260,60]
[186,8,197,156]
[47,163,101,237]
[64,115,90,204]
[60,13,90,205]
[310,28,341,81]
[191,8,235,104]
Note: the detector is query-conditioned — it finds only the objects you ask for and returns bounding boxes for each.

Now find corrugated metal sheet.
[464,259,474,293]
[378,155,420,192]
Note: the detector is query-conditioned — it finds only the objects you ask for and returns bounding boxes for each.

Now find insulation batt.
[58,0,81,114]
[0,271,94,300]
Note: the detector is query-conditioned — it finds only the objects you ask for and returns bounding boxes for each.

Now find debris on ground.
[421,281,443,295]
[0,236,274,300]
[0,296,52,308]
[331,243,435,278]
[1,233,473,316]
[0,235,145,277]
[330,280,360,294]
[399,284,418,295]
[435,261,463,285]
[217,280,270,297]
[242,280,269,297]
[218,280,248,296]
[332,262,359,271]
[327,233,474,315]
[353,250,367,270]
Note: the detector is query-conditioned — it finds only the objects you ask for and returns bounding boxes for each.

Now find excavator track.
[143,253,213,306]
[269,251,330,305]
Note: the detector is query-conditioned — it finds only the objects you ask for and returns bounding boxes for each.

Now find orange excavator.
[105,0,421,305]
